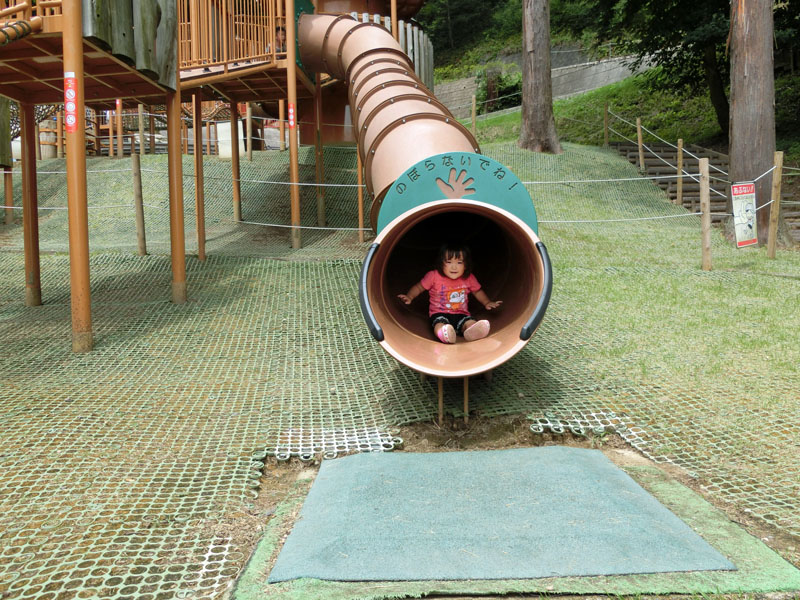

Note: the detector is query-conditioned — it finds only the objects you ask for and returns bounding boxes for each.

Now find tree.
[553,0,731,136]
[519,0,561,153]
[728,0,776,244]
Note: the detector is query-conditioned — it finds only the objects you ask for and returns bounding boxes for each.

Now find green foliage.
[475,64,523,115]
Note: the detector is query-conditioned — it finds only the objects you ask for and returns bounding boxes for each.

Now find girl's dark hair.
[436,243,472,277]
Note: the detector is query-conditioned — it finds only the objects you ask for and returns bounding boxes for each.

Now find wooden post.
[3,167,12,225]
[108,112,114,158]
[205,120,211,156]
[213,122,219,155]
[636,117,644,171]
[767,151,784,259]
[603,102,609,147]
[34,122,41,160]
[286,0,302,249]
[56,111,64,158]
[463,376,469,424]
[91,109,100,155]
[676,138,684,207]
[192,94,206,261]
[230,101,242,221]
[132,153,147,256]
[470,94,477,138]
[279,99,286,151]
[182,120,188,155]
[167,85,187,304]
[20,103,41,306]
[138,104,146,156]
[390,0,398,41]
[63,0,93,351]
[315,77,325,226]
[116,99,123,157]
[437,377,444,426]
[246,102,253,161]
[357,151,364,243]
[148,108,156,154]
[699,158,712,271]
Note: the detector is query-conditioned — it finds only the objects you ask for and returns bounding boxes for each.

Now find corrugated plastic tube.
[299,13,551,378]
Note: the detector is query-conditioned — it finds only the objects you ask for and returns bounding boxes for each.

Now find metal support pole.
[4,167,12,225]
[20,103,41,306]
[699,158,712,271]
[463,376,469,424]
[63,0,93,351]
[437,377,444,426]
[192,94,206,261]
[132,153,147,256]
[167,87,187,304]
[315,76,325,227]
[230,101,242,221]
[286,0,301,249]
[767,151,784,259]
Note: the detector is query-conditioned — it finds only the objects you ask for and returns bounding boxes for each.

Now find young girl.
[398,243,503,344]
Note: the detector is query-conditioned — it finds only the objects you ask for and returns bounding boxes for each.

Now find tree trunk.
[702,42,729,138]
[519,0,561,154]
[729,0,775,244]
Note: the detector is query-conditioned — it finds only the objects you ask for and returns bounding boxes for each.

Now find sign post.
[731,182,758,248]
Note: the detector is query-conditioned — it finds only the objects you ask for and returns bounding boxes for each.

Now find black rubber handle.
[359,243,384,342]
[520,241,552,341]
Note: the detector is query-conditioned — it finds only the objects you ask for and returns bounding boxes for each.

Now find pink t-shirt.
[420,270,482,317]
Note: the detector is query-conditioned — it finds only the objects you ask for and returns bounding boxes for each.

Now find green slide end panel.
[377,152,538,235]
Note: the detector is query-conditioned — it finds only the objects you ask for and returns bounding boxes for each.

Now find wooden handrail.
[0,1,29,19]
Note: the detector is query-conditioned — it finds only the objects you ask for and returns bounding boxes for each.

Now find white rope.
[239,219,370,231]
[540,212,707,224]
[523,173,698,185]
[608,126,638,146]
[7,168,133,175]
[8,204,136,211]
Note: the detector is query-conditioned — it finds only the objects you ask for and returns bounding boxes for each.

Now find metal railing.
[177,0,287,71]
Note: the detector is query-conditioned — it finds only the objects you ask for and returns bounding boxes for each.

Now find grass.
[466,71,800,166]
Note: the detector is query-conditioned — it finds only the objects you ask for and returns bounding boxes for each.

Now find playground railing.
[177,0,286,72]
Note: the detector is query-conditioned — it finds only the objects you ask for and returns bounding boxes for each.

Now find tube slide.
[298,13,552,378]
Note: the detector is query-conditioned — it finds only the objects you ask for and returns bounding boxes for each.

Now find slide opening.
[368,201,545,377]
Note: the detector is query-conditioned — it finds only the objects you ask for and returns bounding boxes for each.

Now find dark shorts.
[430,313,474,335]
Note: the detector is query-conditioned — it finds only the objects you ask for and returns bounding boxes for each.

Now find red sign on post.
[288,103,295,129]
[731,182,758,248]
[64,72,78,133]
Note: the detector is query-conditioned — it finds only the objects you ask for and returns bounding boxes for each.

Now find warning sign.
[64,73,78,133]
[731,182,758,248]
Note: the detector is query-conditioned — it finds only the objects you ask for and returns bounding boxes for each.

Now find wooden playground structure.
[0,0,433,353]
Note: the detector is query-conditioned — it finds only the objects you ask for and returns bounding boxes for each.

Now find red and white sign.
[731,182,758,248]
[64,72,78,133]
[288,103,295,129]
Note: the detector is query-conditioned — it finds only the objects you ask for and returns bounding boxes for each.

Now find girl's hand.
[484,300,503,310]
[397,294,412,305]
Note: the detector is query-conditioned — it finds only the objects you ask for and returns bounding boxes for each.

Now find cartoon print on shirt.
[445,289,467,310]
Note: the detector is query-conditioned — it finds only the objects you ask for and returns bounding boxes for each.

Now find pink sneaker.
[436,324,456,344]
[463,320,490,341]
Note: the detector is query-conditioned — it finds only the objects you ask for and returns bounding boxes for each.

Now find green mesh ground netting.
[0,142,798,599]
